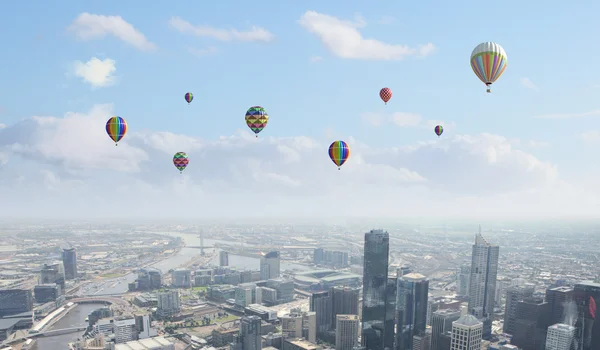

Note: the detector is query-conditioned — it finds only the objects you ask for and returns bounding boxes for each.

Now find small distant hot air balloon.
[185,92,193,104]
[434,125,444,137]
[173,152,189,174]
[470,42,508,93]
[245,106,269,137]
[380,87,392,105]
[106,116,127,146]
[328,140,350,170]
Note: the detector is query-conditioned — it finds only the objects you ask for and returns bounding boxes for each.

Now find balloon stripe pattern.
[379,87,392,104]
[435,125,443,137]
[328,140,350,169]
[245,106,269,136]
[173,152,189,173]
[105,116,127,145]
[185,92,193,104]
[470,42,507,86]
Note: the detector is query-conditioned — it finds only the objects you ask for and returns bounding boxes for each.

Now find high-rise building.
[171,269,192,288]
[240,316,262,350]
[431,309,461,350]
[385,276,397,350]
[330,286,360,329]
[335,315,360,350]
[157,290,180,317]
[545,323,576,350]
[260,251,281,280]
[457,266,471,297]
[34,284,61,303]
[220,251,229,266]
[412,332,431,350]
[310,291,332,336]
[62,247,78,280]
[450,315,483,350]
[361,229,390,350]
[0,289,33,317]
[396,273,429,350]
[544,286,574,326]
[39,262,65,287]
[503,285,534,335]
[511,297,552,350]
[467,228,499,339]
[573,281,600,350]
[235,283,256,307]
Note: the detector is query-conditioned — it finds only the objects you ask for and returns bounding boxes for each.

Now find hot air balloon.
[105,116,127,146]
[245,106,269,137]
[380,87,392,105]
[434,125,444,137]
[173,152,189,174]
[185,92,193,104]
[470,42,507,93]
[328,140,350,170]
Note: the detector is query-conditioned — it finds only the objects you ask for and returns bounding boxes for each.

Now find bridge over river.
[3,327,87,346]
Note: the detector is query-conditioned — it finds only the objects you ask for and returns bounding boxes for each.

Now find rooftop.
[454,314,482,327]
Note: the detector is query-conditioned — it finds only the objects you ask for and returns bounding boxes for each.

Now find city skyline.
[2,2,600,219]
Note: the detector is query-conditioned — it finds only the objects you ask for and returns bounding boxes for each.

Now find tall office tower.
[450,315,483,350]
[240,316,262,350]
[467,228,499,339]
[545,323,576,350]
[0,289,33,317]
[511,297,552,350]
[573,282,600,350]
[396,273,429,350]
[62,247,78,280]
[412,332,431,350]
[219,250,229,266]
[544,286,574,326]
[385,277,397,350]
[330,286,360,329]
[336,314,360,350]
[457,265,471,297]
[503,285,535,335]
[361,229,390,350]
[39,263,65,287]
[431,309,461,350]
[260,251,281,280]
[311,290,333,336]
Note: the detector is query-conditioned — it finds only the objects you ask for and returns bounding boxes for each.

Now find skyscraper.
[330,286,360,329]
[467,228,499,339]
[396,273,429,350]
[361,229,390,350]
[544,286,574,326]
[62,247,78,280]
[503,285,534,335]
[450,315,483,350]
[457,265,471,297]
[310,290,332,336]
[336,314,360,350]
[240,316,262,350]
[573,281,600,350]
[260,251,280,280]
[431,309,461,350]
[545,323,576,350]
[385,276,396,350]
[511,297,552,350]
[219,250,229,266]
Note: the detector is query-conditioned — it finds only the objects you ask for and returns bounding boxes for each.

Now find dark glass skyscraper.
[330,286,360,329]
[574,282,600,350]
[240,315,262,350]
[361,229,390,350]
[396,273,429,350]
[385,277,397,350]
[62,247,77,280]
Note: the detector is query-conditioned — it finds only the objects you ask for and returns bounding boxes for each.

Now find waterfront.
[32,303,105,350]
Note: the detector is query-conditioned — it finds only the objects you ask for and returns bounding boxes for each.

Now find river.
[36,232,314,347]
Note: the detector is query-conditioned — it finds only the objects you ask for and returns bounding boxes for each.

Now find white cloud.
[520,77,539,91]
[582,130,600,144]
[309,55,322,63]
[298,11,436,61]
[534,109,600,119]
[361,112,456,132]
[68,13,157,51]
[188,46,219,57]
[391,112,421,127]
[0,124,5,130]
[0,105,590,219]
[73,57,117,88]
[169,17,274,42]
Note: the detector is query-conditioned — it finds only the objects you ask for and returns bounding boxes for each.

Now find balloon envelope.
[470,42,507,87]
[185,92,193,104]
[245,106,269,135]
[435,125,444,137]
[328,140,350,168]
[106,116,127,144]
[173,152,189,172]
[380,88,392,104]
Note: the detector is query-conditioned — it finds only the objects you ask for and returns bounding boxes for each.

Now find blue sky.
[0,1,599,219]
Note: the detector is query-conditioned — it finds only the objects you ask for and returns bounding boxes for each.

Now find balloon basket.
[255,135,258,138]
[486,89,491,93]
[115,143,118,146]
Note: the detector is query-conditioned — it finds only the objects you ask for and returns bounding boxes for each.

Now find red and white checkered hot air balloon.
[379,87,392,105]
